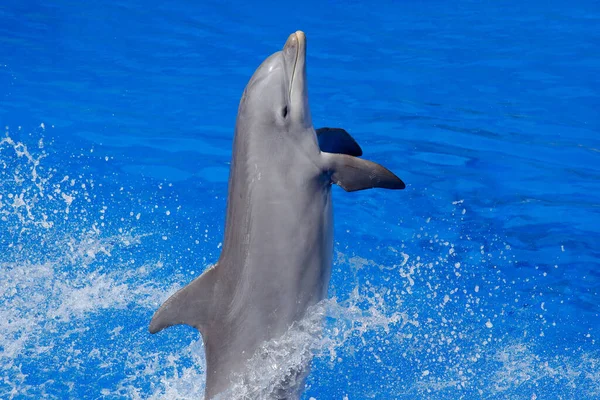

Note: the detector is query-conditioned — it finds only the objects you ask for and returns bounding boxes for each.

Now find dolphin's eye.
[281,106,288,119]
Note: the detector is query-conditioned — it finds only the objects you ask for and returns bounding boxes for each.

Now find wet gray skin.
[149,31,405,399]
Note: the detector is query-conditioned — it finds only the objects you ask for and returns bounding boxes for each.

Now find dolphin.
[149,31,405,399]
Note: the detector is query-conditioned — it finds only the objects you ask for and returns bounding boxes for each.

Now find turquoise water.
[1,0,599,398]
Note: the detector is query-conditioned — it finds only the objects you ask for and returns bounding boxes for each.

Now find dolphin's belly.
[248,182,331,325]
[223,168,333,334]
[204,175,332,398]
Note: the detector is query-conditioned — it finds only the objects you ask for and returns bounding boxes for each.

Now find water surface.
[1,0,599,398]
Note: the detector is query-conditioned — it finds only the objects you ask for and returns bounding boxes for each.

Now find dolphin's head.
[237,31,312,134]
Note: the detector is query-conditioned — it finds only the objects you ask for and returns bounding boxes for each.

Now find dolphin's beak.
[283,31,306,96]
[282,31,310,126]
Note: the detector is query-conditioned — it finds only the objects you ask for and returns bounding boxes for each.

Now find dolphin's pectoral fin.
[149,265,218,334]
[322,152,405,192]
[316,127,363,157]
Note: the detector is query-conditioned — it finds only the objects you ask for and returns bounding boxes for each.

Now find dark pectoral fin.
[316,127,363,157]
[322,152,405,192]
[149,265,218,334]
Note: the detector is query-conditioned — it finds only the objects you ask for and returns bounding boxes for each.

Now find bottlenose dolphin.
[149,31,405,399]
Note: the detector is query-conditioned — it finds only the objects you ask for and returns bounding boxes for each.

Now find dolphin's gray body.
[149,31,405,399]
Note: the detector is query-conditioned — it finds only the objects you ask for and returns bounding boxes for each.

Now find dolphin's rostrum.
[149,31,405,399]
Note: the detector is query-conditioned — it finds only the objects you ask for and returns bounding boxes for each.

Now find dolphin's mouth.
[289,34,300,98]
[283,31,306,101]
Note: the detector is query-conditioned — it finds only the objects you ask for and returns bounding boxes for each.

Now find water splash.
[0,129,166,397]
[0,133,53,230]
[1,129,598,399]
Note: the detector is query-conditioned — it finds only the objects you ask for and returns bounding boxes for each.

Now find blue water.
[1,0,599,398]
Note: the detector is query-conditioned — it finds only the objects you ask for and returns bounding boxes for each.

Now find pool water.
[1,0,599,399]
